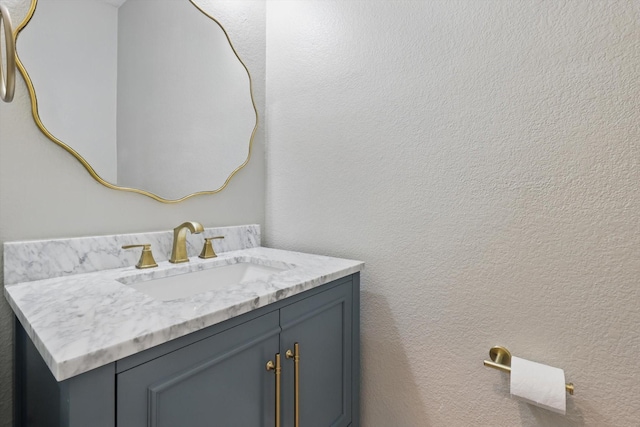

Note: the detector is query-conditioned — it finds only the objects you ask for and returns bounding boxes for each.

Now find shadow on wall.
[517,402,582,427]
[361,290,433,427]
[518,397,615,427]
[361,286,606,427]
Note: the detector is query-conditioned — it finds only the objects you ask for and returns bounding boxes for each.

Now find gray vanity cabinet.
[14,274,360,427]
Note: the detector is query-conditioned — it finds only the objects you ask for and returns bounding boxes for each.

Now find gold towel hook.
[483,346,575,395]
[0,3,16,103]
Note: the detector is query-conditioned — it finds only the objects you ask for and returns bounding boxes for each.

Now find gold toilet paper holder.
[483,346,575,395]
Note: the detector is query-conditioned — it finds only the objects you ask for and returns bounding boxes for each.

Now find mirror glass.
[17,0,257,201]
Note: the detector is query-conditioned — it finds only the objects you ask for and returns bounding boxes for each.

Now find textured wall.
[0,1,265,425]
[265,1,640,425]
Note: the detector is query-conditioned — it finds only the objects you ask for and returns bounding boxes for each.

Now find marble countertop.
[4,246,363,381]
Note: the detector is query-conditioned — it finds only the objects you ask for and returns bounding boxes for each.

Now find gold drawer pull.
[266,354,282,427]
[286,343,300,427]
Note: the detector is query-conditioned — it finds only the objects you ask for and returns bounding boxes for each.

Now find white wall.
[0,1,265,425]
[265,1,640,425]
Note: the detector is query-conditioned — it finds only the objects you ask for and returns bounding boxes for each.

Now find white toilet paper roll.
[510,356,566,415]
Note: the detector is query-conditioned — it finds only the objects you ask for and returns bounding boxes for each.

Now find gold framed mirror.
[15,0,258,203]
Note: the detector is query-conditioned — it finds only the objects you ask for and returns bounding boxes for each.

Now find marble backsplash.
[3,224,260,286]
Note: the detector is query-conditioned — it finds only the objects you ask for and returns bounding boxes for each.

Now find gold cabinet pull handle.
[0,3,16,103]
[286,343,300,427]
[266,354,282,427]
[122,244,158,269]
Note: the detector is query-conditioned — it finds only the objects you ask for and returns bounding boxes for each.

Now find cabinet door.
[117,311,281,427]
[280,282,353,427]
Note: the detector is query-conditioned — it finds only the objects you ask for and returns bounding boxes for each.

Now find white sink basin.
[118,262,287,301]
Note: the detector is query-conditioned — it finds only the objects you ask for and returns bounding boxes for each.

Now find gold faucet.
[169,221,204,263]
[122,244,158,269]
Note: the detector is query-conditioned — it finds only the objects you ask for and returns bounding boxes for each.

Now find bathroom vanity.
[5,225,363,427]
[5,1,361,424]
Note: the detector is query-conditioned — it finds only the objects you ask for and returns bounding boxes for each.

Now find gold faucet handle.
[199,236,224,259]
[122,244,159,269]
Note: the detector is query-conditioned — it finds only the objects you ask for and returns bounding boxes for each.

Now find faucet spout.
[170,221,204,263]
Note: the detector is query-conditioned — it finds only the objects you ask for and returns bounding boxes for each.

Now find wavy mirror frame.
[15,0,258,203]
